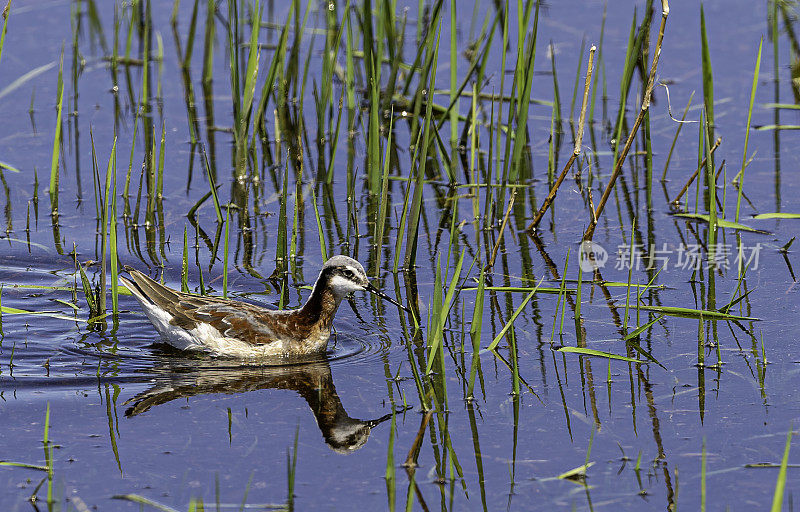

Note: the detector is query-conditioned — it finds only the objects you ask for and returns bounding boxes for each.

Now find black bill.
[364,405,414,428]
[366,282,412,313]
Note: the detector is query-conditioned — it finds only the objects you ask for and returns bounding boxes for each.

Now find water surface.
[1,1,799,510]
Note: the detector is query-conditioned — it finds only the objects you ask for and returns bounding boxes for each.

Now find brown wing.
[124,268,304,346]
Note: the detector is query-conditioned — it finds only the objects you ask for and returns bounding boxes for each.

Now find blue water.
[1,1,800,510]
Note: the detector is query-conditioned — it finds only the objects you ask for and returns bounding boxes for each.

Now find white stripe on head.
[328,273,367,296]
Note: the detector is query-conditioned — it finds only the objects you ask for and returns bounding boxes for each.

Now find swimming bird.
[120,255,408,358]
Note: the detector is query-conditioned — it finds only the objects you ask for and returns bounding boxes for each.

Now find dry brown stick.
[487,189,517,268]
[714,160,725,182]
[528,45,596,232]
[670,137,721,205]
[403,410,434,468]
[402,409,434,512]
[583,0,670,241]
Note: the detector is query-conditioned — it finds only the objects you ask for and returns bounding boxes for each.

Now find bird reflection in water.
[124,355,406,453]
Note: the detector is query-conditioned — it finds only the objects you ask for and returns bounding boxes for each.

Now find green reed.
[201,0,214,86]
[704,110,717,252]
[181,226,189,292]
[122,117,138,218]
[486,281,541,352]
[622,219,636,331]
[49,47,65,211]
[770,425,793,512]
[735,37,762,222]
[385,412,396,512]
[201,145,223,223]
[373,111,394,274]
[661,91,694,182]
[195,222,206,295]
[426,251,465,374]
[551,249,569,340]
[508,1,539,183]
[253,11,290,147]
[392,129,421,273]
[155,31,164,100]
[287,426,299,511]
[98,140,113,318]
[700,5,715,143]
[289,180,301,277]
[174,0,198,69]
[317,1,346,142]
[403,18,441,270]
[550,41,563,160]
[309,185,327,262]
[365,0,381,195]
[73,243,98,321]
[276,162,289,274]
[448,0,458,145]
[700,438,707,512]
[610,11,639,167]
[467,265,486,398]
[107,140,119,319]
[43,402,54,506]
[222,206,230,298]
[381,3,405,118]
[140,0,150,109]
[233,0,261,176]
[343,2,355,113]
[0,1,9,66]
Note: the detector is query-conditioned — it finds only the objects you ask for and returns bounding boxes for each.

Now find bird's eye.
[343,269,354,278]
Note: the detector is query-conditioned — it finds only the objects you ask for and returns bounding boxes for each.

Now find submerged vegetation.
[0,0,799,510]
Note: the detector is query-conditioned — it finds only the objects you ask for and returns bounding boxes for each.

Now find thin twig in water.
[584,0,670,241]
[403,410,433,468]
[660,82,699,124]
[488,189,516,269]
[528,45,596,231]
[670,137,721,205]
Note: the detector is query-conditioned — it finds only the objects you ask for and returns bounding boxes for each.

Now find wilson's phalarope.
[120,255,408,358]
